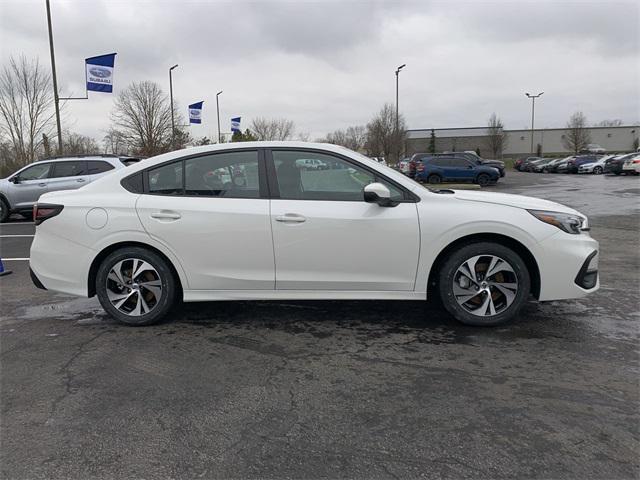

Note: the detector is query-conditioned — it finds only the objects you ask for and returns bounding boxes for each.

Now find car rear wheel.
[96,247,177,326]
[476,173,491,186]
[438,242,530,326]
[427,174,442,184]
[0,199,9,223]
[593,166,603,174]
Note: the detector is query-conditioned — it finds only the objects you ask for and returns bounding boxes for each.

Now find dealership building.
[406,125,640,158]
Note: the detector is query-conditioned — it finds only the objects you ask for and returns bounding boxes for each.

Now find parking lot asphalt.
[1,171,639,479]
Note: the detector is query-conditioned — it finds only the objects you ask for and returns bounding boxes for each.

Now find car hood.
[480,159,505,167]
[451,190,582,215]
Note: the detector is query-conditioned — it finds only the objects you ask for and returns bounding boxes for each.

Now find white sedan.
[578,155,613,174]
[30,142,599,326]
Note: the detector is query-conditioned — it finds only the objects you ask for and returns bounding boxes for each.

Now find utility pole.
[525,91,544,155]
[216,90,223,143]
[169,64,178,148]
[45,0,62,155]
[395,64,406,163]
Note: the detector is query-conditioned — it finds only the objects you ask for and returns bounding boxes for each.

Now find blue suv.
[414,154,500,186]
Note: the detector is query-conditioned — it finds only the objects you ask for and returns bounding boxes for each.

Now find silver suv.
[0,155,139,222]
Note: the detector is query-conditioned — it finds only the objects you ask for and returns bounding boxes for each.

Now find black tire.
[542,168,549,173]
[593,166,603,175]
[96,247,177,326]
[437,242,531,326]
[476,173,491,186]
[0,198,9,223]
[428,174,442,184]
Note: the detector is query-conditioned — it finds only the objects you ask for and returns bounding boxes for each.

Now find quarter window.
[88,161,115,175]
[271,150,404,202]
[184,151,259,198]
[51,161,88,178]
[16,163,51,181]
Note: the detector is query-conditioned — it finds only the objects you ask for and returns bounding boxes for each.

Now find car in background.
[398,157,412,176]
[295,158,328,170]
[565,154,602,174]
[531,158,560,173]
[415,155,500,185]
[578,155,615,174]
[516,156,543,171]
[605,153,636,175]
[523,158,549,172]
[584,144,606,154]
[622,153,640,175]
[442,151,506,177]
[0,154,134,222]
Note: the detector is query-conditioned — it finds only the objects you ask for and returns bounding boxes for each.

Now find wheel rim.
[478,175,489,185]
[594,167,602,174]
[106,258,162,316]
[452,254,518,317]
[429,176,441,184]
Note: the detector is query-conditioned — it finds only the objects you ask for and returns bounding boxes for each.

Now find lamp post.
[216,90,223,143]
[169,64,178,148]
[525,91,544,155]
[45,0,63,154]
[395,64,406,163]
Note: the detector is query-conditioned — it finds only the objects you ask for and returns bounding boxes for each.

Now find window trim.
[265,147,419,203]
[137,148,268,199]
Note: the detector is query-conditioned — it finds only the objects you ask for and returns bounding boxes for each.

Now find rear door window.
[51,161,88,178]
[184,151,260,198]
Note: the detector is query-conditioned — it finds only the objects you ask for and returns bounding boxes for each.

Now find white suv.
[29,142,599,327]
[0,155,138,222]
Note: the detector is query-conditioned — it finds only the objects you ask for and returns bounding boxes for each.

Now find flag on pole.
[231,117,241,132]
[189,101,204,124]
[85,53,117,93]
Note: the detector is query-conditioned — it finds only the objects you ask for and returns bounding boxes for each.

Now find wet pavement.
[1,171,639,479]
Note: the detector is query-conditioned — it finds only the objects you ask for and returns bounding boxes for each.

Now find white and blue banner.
[231,117,241,132]
[189,101,204,124]
[85,53,117,93]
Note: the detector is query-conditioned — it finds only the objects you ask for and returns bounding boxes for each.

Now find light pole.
[525,91,544,155]
[45,0,62,155]
[169,64,178,147]
[395,64,406,163]
[216,90,223,143]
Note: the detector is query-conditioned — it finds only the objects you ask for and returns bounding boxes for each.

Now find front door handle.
[275,213,306,223]
[76,178,86,183]
[38,183,46,187]
[150,211,182,220]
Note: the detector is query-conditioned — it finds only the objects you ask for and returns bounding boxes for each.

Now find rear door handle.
[76,178,85,183]
[150,211,182,220]
[275,214,306,223]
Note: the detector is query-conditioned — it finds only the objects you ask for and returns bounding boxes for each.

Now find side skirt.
[183,290,426,302]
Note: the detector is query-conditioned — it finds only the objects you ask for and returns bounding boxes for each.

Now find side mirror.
[10,176,20,184]
[364,182,395,207]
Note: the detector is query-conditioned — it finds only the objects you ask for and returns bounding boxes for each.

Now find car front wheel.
[438,242,531,326]
[0,199,9,223]
[427,174,442,184]
[593,166,603,174]
[96,247,177,326]
[476,173,491,186]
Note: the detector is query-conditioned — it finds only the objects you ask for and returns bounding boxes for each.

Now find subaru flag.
[231,117,241,132]
[85,53,117,93]
[189,101,204,124]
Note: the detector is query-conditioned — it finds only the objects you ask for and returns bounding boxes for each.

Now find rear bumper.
[30,268,47,290]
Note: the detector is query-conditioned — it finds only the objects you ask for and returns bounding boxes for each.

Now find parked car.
[517,157,543,171]
[414,155,500,185]
[29,141,599,327]
[398,157,412,175]
[524,158,549,172]
[442,151,506,177]
[296,158,328,170]
[622,154,640,175]
[545,156,574,173]
[565,154,602,174]
[578,155,615,174]
[605,153,636,175]
[0,155,133,222]
[531,158,560,173]
[584,144,606,154]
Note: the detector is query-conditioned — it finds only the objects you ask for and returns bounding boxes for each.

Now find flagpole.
[45,0,63,154]
[216,90,223,143]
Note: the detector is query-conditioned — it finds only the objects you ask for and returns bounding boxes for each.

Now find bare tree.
[63,132,99,155]
[485,113,508,158]
[111,81,174,156]
[563,111,591,154]
[250,117,295,141]
[324,125,367,151]
[365,103,406,163]
[0,56,57,167]
[103,127,128,155]
[596,119,623,127]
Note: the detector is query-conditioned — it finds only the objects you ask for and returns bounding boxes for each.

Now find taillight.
[33,203,64,225]
[633,160,640,164]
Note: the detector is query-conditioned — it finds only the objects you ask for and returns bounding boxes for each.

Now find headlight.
[528,210,587,234]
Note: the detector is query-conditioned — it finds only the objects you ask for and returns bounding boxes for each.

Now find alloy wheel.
[452,254,518,317]
[106,258,162,316]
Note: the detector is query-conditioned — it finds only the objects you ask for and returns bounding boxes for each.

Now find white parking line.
[0,235,34,238]
[2,258,29,261]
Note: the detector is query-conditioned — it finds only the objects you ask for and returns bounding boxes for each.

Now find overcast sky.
[1,0,639,142]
